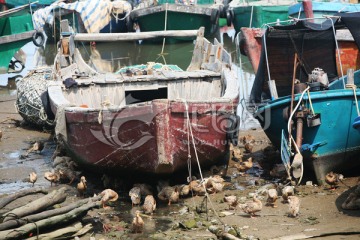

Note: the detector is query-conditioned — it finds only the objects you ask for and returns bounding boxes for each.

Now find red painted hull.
[62,99,237,174]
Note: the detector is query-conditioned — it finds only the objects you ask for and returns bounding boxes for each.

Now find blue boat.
[249,13,360,184]
[289,1,360,23]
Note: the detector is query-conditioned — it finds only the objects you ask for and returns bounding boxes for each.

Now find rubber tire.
[226,10,233,27]
[32,31,45,47]
[210,9,219,25]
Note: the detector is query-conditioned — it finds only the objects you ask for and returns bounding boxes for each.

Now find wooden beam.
[0,30,36,45]
[73,29,200,42]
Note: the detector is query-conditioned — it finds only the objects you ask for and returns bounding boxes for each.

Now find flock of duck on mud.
[3,130,358,235]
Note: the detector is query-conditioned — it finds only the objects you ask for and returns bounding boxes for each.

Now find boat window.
[125,88,168,105]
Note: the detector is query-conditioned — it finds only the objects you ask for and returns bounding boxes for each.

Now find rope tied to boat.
[287,86,310,185]
[182,99,225,226]
[346,83,360,116]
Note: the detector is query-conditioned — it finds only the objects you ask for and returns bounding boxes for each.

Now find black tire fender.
[32,31,45,47]
[210,9,219,25]
[226,9,233,27]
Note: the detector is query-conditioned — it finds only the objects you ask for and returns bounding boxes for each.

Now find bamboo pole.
[73,29,200,42]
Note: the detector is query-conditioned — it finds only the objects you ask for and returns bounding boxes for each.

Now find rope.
[249,6,254,28]
[287,86,310,185]
[262,28,272,98]
[287,86,310,147]
[346,84,360,116]
[182,99,225,226]
[328,16,345,89]
[307,90,315,115]
[160,3,168,59]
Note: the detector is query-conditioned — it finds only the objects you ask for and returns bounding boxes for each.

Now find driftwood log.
[0,187,48,209]
[0,196,100,231]
[26,222,93,240]
[0,199,101,240]
[2,187,66,222]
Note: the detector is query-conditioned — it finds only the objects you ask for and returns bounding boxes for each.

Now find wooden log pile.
[0,187,101,240]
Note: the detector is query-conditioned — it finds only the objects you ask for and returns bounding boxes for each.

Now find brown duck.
[143,195,156,214]
[238,195,262,218]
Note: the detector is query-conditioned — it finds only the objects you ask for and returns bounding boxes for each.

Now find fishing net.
[16,68,55,128]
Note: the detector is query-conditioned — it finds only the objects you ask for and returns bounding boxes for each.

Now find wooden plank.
[73,29,200,42]
[0,30,36,45]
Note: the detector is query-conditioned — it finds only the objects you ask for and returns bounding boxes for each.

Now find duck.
[238,195,262,218]
[131,210,144,233]
[325,171,344,190]
[29,172,37,187]
[58,168,77,185]
[189,179,206,196]
[129,187,141,207]
[234,157,253,173]
[179,184,190,197]
[77,176,87,197]
[287,196,300,217]
[205,175,225,194]
[266,188,278,208]
[157,186,179,206]
[224,195,238,210]
[27,141,45,154]
[270,164,287,179]
[231,144,243,161]
[142,195,156,214]
[281,186,295,203]
[242,135,255,153]
[44,170,60,186]
[133,183,153,196]
[100,189,119,209]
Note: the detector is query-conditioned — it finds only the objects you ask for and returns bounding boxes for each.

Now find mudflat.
[0,96,360,240]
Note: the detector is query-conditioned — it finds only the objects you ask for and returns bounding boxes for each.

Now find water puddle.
[7,151,20,159]
[0,182,31,194]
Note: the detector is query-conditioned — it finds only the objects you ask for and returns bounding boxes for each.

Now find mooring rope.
[182,99,225,226]
[346,83,360,116]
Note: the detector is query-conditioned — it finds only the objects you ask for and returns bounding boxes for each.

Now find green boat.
[128,0,222,42]
[0,4,44,74]
[227,0,297,32]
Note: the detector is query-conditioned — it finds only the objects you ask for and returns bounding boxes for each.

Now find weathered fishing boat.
[0,3,45,73]
[128,0,223,42]
[32,0,132,43]
[247,14,360,184]
[46,26,239,175]
[240,21,359,98]
[226,0,297,32]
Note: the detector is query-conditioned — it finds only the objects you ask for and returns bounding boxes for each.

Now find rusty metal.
[295,116,304,149]
[289,53,298,144]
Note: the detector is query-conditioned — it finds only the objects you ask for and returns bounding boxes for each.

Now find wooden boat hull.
[129,4,220,42]
[256,85,360,184]
[55,99,237,175]
[0,10,35,74]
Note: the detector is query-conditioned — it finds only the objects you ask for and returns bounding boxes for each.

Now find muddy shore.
[1,95,360,240]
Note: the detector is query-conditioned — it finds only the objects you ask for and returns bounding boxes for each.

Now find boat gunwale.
[256,87,360,113]
[130,3,217,18]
